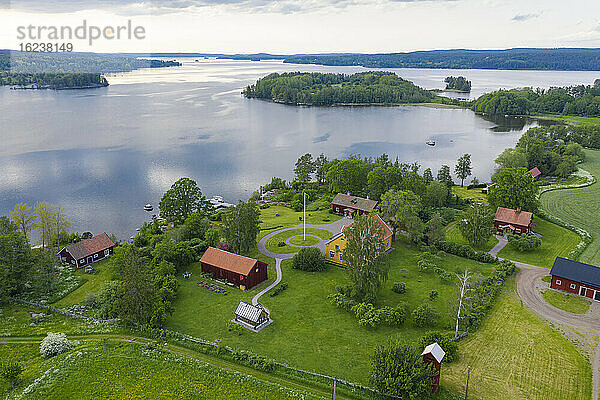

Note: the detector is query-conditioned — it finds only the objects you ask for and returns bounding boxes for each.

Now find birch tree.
[10,203,36,239]
[455,268,473,338]
[36,202,56,250]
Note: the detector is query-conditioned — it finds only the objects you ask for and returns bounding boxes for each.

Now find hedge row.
[436,241,498,263]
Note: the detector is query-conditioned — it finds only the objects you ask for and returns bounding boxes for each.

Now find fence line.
[10,298,119,324]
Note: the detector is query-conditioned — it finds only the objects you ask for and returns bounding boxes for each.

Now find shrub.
[40,332,76,358]
[292,247,327,272]
[351,302,381,329]
[327,292,356,311]
[226,321,245,336]
[84,292,99,309]
[230,349,277,372]
[378,304,408,327]
[412,304,440,327]
[269,282,288,297]
[277,241,285,247]
[418,331,458,363]
[392,282,406,294]
[1,362,23,387]
[433,267,453,282]
[429,290,439,301]
[507,234,542,252]
[436,240,497,263]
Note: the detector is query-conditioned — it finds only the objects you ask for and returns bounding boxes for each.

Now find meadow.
[541,289,591,314]
[444,222,499,251]
[540,149,600,266]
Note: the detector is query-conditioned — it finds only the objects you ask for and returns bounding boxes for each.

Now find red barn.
[529,167,542,181]
[550,257,600,302]
[331,193,377,216]
[200,247,268,290]
[421,342,446,393]
[494,207,534,235]
[58,232,115,268]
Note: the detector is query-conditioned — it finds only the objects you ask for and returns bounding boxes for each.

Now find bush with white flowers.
[40,332,76,358]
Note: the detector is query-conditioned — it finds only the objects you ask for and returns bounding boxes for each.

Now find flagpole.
[303,191,306,240]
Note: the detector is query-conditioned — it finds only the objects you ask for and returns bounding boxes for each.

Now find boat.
[426,140,436,146]
[144,204,153,212]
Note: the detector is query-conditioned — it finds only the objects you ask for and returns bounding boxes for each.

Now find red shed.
[200,247,268,290]
[58,232,115,268]
[331,193,377,216]
[421,342,446,394]
[550,257,600,302]
[529,167,542,181]
[494,207,534,235]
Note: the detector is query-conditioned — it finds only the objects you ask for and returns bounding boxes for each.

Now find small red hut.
[200,247,267,290]
[421,342,446,393]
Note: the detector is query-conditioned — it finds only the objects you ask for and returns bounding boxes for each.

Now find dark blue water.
[1,59,595,242]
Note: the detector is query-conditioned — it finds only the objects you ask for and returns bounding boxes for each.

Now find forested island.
[444,76,471,92]
[242,71,438,106]
[0,50,181,89]
[471,85,600,117]
[283,48,600,71]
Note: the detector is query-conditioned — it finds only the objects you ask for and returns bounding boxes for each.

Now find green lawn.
[445,222,499,251]
[289,235,320,246]
[264,228,332,254]
[0,341,325,400]
[540,149,600,266]
[167,239,497,385]
[542,289,591,314]
[496,218,581,268]
[443,278,592,400]
[53,259,113,308]
[259,206,340,240]
[451,186,488,203]
[530,114,600,126]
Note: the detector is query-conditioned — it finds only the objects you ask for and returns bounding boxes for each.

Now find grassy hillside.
[443,278,592,400]
[540,149,600,266]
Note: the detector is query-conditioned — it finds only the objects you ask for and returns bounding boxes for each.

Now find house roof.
[325,215,392,245]
[421,342,446,363]
[235,301,266,323]
[529,167,542,178]
[63,233,115,260]
[494,207,534,227]
[332,193,378,212]
[550,257,600,288]
[200,247,258,276]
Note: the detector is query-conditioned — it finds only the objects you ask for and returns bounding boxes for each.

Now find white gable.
[421,342,446,363]
[235,301,265,323]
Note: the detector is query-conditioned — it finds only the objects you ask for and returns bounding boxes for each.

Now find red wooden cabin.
[494,207,534,235]
[550,257,600,302]
[200,247,268,290]
[58,232,115,268]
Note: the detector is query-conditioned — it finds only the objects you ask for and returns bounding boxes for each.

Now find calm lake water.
[1,58,599,242]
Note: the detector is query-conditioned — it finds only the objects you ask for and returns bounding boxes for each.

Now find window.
[80,259,85,265]
[555,279,561,285]
[595,291,600,302]
[339,252,343,262]
[104,249,110,256]
[580,287,587,297]
[570,284,576,289]
[94,254,98,259]
[335,244,339,250]
[71,260,75,265]
[330,251,335,259]
[256,268,259,272]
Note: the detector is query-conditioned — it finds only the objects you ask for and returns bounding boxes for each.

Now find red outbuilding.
[200,247,268,290]
[529,167,542,181]
[550,257,600,302]
[331,193,378,216]
[421,342,446,393]
[58,232,115,268]
[494,207,535,235]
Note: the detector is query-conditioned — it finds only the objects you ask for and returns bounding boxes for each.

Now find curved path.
[253,217,353,305]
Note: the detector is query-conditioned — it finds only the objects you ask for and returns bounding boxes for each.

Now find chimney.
[366,195,369,200]
[516,207,521,213]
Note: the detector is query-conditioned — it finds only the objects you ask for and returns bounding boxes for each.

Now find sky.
[1,0,600,53]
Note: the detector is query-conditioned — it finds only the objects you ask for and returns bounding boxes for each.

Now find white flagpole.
[303,191,306,240]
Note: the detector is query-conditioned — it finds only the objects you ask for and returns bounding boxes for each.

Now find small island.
[444,76,471,93]
[242,71,436,106]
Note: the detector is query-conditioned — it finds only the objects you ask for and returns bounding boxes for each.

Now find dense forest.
[242,71,434,105]
[471,85,600,117]
[0,51,180,89]
[444,76,471,92]
[283,48,600,71]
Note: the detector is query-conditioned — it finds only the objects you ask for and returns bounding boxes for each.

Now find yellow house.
[325,214,393,265]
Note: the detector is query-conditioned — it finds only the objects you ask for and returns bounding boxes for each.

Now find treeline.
[242,71,434,106]
[444,76,471,92]
[471,85,600,117]
[283,48,600,71]
[0,72,108,89]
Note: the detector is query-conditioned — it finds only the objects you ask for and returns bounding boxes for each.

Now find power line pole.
[465,365,471,400]
[332,377,336,400]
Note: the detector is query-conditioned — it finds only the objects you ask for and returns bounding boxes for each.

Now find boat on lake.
[426,140,436,146]
[144,204,153,212]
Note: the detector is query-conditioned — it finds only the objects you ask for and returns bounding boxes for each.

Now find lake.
[1,58,598,241]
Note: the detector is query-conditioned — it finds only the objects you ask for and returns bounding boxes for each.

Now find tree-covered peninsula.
[242,71,435,106]
[471,85,600,117]
[444,76,471,92]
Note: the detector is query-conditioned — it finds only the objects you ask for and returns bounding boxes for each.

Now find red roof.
[64,233,115,260]
[373,214,393,239]
[494,207,534,227]
[200,247,259,275]
[529,167,541,178]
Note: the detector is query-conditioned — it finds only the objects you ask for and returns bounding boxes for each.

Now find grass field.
[451,186,488,203]
[540,149,600,266]
[167,239,497,384]
[531,114,600,126]
[289,235,320,246]
[445,222,499,251]
[53,259,113,308]
[264,228,332,254]
[0,341,325,400]
[496,218,580,268]
[542,289,591,314]
[443,278,592,400]
[259,206,340,240]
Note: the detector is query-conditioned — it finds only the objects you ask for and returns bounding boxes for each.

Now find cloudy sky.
[1,0,600,53]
